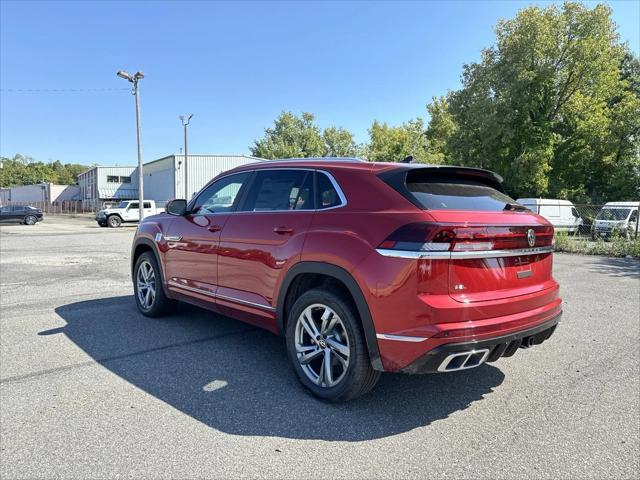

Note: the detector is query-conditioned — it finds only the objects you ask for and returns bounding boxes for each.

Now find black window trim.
[188,168,348,215]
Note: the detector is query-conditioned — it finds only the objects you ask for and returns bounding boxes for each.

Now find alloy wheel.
[136,260,156,310]
[294,303,350,388]
[25,215,36,225]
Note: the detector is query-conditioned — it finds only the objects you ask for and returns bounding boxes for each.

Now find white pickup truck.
[96,200,159,228]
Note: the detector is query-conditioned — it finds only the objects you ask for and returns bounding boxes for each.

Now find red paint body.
[133,160,561,372]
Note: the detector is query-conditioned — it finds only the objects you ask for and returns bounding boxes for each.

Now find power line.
[0,87,131,93]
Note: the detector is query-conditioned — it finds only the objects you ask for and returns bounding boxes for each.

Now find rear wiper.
[503,203,529,212]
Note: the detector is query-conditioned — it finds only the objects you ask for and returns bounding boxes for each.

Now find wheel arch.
[276,262,383,371]
[131,238,170,297]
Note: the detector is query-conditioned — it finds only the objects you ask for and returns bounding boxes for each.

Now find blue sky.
[1,0,638,166]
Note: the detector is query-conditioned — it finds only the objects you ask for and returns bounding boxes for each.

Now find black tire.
[24,215,37,226]
[133,251,175,317]
[107,215,122,228]
[286,288,381,402]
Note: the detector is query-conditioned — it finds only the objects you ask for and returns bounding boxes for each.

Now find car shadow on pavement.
[587,256,640,279]
[49,296,504,441]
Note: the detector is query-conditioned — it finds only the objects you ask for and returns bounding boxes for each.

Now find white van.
[592,202,639,239]
[516,198,583,234]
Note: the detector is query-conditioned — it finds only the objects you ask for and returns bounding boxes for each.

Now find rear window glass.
[406,174,516,211]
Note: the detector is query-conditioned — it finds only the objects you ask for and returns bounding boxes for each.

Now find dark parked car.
[0,205,44,225]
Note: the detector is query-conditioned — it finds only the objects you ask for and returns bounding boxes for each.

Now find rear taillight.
[378,222,554,252]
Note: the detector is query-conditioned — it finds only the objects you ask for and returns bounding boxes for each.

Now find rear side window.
[401,170,516,211]
[241,170,314,212]
[539,204,560,217]
[316,172,342,209]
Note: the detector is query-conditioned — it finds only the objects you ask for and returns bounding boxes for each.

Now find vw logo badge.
[527,229,536,247]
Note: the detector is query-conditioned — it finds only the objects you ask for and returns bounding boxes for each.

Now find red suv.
[131,158,561,401]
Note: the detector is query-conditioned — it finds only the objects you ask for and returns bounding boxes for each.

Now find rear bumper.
[400,312,560,374]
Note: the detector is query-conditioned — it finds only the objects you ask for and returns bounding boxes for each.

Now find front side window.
[241,170,313,212]
[192,172,250,214]
[128,202,139,210]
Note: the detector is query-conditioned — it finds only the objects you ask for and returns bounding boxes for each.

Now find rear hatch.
[378,166,555,303]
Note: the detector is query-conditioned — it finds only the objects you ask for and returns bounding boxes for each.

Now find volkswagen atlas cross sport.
[131,158,561,401]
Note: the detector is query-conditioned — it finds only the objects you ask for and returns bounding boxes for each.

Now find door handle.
[208,225,222,232]
[273,226,294,235]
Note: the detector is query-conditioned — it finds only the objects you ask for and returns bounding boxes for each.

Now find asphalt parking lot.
[1,216,639,479]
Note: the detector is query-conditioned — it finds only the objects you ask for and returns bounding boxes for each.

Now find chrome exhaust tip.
[437,349,490,372]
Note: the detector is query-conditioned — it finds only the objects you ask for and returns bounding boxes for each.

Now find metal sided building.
[78,166,138,210]
[143,154,265,202]
[0,183,80,205]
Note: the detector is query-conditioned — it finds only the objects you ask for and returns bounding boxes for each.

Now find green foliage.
[425,97,457,164]
[364,118,430,163]
[0,154,88,187]
[322,126,360,157]
[250,3,639,203]
[251,111,360,159]
[251,112,324,159]
[425,1,640,202]
[554,231,640,257]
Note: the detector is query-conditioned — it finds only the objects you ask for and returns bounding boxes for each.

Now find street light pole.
[179,114,193,199]
[117,70,145,220]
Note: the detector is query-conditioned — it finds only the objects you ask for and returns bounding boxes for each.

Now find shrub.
[554,232,640,258]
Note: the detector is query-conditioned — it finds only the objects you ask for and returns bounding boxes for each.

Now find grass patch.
[554,232,640,258]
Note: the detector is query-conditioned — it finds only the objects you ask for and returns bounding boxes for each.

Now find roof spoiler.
[405,165,504,190]
[378,165,506,201]
[416,165,504,185]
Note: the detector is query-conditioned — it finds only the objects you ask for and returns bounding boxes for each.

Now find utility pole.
[179,114,193,199]
[117,70,145,220]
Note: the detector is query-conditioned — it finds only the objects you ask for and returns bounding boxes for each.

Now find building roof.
[143,154,265,167]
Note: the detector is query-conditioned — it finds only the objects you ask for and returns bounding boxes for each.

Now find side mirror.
[166,199,188,216]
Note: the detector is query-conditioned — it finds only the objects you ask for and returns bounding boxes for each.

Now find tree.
[0,154,88,187]
[364,118,430,163]
[425,1,640,201]
[425,96,457,164]
[322,126,360,157]
[251,111,324,159]
[250,111,361,160]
